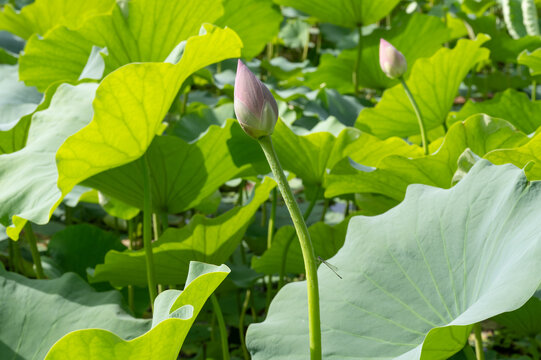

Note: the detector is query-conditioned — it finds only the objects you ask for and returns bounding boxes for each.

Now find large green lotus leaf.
[274,0,400,27]
[272,120,421,187]
[1,25,242,240]
[0,82,98,240]
[252,220,348,275]
[48,224,126,279]
[19,0,224,91]
[0,82,58,155]
[326,115,528,200]
[356,36,490,139]
[485,131,541,180]
[0,264,150,360]
[215,0,281,59]
[518,48,541,75]
[0,0,115,40]
[448,89,541,134]
[45,262,230,360]
[83,119,267,213]
[465,14,541,63]
[305,13,451,91]
[0,64,42,131]
[492,291,541,337]
[91,179,275,287]
[248,160,541,359]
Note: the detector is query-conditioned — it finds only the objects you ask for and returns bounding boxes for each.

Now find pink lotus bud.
[379,39,407,79]
[234,60,278,139]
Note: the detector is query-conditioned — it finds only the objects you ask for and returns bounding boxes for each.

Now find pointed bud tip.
[379,38,407,79]
[234,59,278,139]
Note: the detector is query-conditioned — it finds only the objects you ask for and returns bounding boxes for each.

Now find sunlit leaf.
[274,0,401,27]
[327,115,527,200]
[45,262,230,360]
[19,0,225,91]
[91,179,275,286]
[356,36,490,138]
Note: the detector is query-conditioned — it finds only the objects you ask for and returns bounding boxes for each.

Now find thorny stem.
[399,77,429,155]
[24,222,45,279]
[258,135,322,360]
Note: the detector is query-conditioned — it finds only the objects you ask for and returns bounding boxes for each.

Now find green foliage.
[91,179,275,286]
[0,264,150,360]
[274,0,401,27]
[45,262,230,360]
[2,1,541,358]
[356,36,490,138]
[248,161,541,359]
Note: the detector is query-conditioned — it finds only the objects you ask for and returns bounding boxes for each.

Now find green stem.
[473,323,485,360]
[278,186,320,290]
[8,238,14,271]
[399,77,428,155]
[24,222,45,279]
[160,212,168,234]
[533,80,537,101]
[239,289,251,360]
[353,25,362,95]
[211,294,230,360]
[319,198,329,222]
[142,155,157,309]
[127,219,136,313]
[266,188,277,310]
[258,136,322,360]
[462,344,476,360]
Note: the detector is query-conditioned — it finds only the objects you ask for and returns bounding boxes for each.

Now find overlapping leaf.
[215,0,282,59]
[19,0,225,91]
[252,220,348,275]
[0,0,115,39]
[84,120,267,213]
[248,161,541,359]
[0,25,242,240]
[327,115,527,200]
[274,0,401,27]
[45,262,230,360]
[0,265,150,360]
[272,119,421,187]
[356,36,490,138]
[305,13,451,91]
[449,89,541,134]
[91,179,275,286]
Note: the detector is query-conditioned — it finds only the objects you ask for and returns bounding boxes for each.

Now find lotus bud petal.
[379,38,407,79]
[234,60,278,139]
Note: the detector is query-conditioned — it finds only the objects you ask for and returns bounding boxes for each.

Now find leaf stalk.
[258,135,322,360]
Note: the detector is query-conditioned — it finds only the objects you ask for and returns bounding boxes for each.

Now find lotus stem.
[353,25,363,95]
[24,222,45,279]
[399,77,429,155]
[239,289,252,360]
[142,154,157,309]
[258,135,322,360]
[211,294,230,360]
[473,323,485,360]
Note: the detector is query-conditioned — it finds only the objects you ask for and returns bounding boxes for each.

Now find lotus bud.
[379,38,407,79]
[234,60,278,139]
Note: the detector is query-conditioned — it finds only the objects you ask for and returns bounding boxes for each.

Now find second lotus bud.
[234,60,278,139]
[379,38,407,79]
